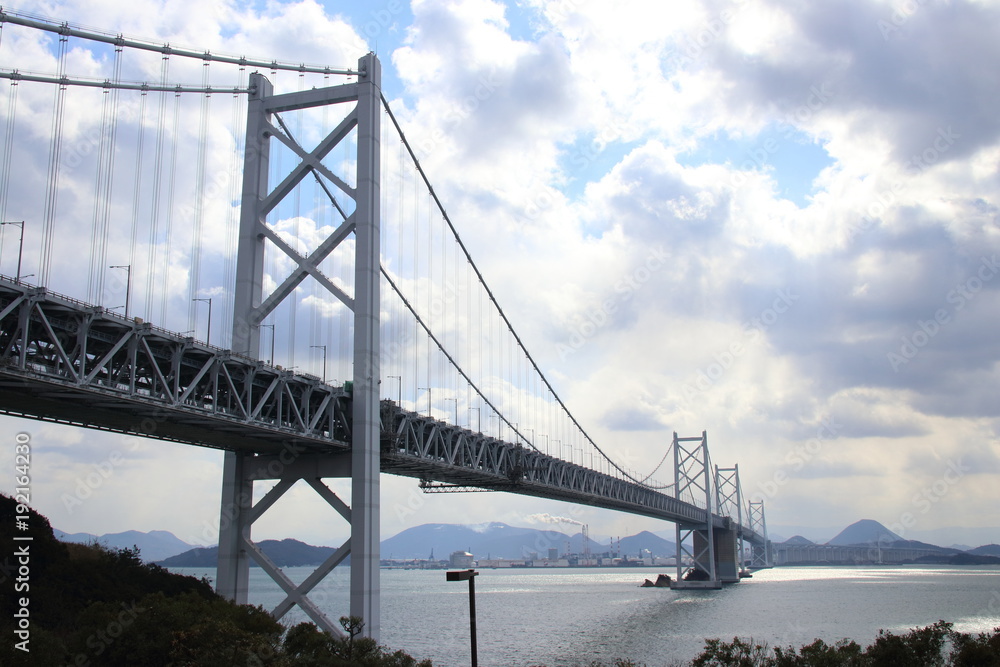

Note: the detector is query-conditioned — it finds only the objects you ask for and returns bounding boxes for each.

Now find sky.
[2,0,1000,551]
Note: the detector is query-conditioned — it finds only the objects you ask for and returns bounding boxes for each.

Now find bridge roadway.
[0,275,765,544]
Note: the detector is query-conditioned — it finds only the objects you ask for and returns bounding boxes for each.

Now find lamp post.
[444,397,458,425]
[1,221,24,284]
[468,407,480,433]
[109,264,132,319]
[387,375,401,404]
[418,387,431,416]
[192,297,212,344]
[310,344,327,383]
[446,569,479,667]
[258,324,275,365]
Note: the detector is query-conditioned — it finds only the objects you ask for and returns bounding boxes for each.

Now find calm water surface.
[171,565,1000,667]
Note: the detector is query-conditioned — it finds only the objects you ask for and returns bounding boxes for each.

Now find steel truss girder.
[380,405,709,525]
[0,278,350,453]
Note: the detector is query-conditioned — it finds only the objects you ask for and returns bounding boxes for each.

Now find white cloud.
[2,0,1000,557]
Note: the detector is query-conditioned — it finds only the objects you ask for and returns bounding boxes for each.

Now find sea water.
[169,565,1000,667]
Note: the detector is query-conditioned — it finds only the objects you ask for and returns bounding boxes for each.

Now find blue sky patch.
[559,132,636,200]
[678,127,834,207]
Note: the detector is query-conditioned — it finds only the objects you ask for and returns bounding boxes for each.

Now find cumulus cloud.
[3,0,1000,546]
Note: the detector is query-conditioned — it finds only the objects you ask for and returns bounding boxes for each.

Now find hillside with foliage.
[0,494,430,666]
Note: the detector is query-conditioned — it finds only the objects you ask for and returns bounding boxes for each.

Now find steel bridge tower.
[217,53,382,638]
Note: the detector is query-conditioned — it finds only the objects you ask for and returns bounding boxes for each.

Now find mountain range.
[56,518,1000,568]
[54,528,198,562]
[779,519,1000,557]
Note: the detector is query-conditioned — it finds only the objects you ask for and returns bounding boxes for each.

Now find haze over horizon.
[1,0,999,550]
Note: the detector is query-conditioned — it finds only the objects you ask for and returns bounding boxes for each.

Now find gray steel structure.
[222,53,382,636]
[0,48,773,639]
[0,274,771,622]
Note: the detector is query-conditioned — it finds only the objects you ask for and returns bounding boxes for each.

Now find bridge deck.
[0,276,764,545]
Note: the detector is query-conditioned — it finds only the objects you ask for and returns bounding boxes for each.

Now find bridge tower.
[217,53,383,637]
[714,464,743,583]
[748,500,773,568]
[670,432,722,589]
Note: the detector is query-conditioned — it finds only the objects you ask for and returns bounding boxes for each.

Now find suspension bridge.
[0,9,771,640]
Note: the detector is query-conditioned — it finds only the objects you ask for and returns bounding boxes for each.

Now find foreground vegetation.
[6,495,997,666]
[0,494,431,666]
[532,621,1000,666]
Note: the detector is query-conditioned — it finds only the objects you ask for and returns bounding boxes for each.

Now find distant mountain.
[968,544,1000,556]
[55,528,197,562]
[159,538,336,568]
[382,522,578,560]
[887,538,956,553]
[827,520,903,546]
[781,535,815,545]
[618,531,676,558]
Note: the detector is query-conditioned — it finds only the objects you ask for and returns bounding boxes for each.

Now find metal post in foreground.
[446,569,479,667]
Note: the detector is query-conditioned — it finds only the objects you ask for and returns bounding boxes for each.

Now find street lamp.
[444,397,458,425]
[387,375,401,404]
[258,324,275,365]
[109,264,132,319]
[468,407,480,433]
[1,221,25,284]
[192,297,212,344]
[418,387,432,416]
[310,344,327,383]
[446,569,480,667]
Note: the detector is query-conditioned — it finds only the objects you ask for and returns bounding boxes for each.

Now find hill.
[54,528,196,562]
[618,530,676,558]
[381,521,583,560]
[158,538,337,567]
[968,544,1000,556]
[781,535,815,545]
[827,519,903,546]
[0,493,430,666]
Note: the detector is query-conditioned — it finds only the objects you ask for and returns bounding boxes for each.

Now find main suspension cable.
[380,94,664,488]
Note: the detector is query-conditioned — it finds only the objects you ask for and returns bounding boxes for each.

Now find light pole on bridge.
[444,397,458,425]
[418,387,431,417]
[387,375,401,404]
[109,264,132,319]
[310,344,327,383]
[258,324,276,365]
[192,297,213,344]
[468,407,480,433]
[1,221,25,284]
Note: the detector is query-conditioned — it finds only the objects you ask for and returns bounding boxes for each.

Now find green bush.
[689,621,1000,666]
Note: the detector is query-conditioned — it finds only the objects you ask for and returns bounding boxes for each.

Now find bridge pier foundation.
[714,524,741,583]
[217,451,253,605]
